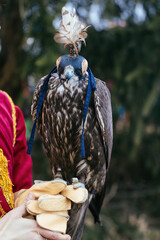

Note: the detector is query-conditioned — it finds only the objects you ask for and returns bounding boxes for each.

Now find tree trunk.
[0,0,24,101]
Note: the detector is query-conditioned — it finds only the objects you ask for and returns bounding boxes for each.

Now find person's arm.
[12,106,32,193]
[0,193,71,240]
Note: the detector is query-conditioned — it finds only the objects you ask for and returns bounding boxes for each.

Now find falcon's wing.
[89,78,113,223]
[94,78,113,169]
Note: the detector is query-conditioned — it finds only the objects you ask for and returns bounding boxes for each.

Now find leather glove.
[14,178,88,234]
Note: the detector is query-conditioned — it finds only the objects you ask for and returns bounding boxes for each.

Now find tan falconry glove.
[15,178,88,234]
[61,178,88,203]
[15,178,67,207]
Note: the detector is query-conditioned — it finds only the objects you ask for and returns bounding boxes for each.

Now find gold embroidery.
[0,149,14,215]
[0,203,6,218]
[0,90,16,147]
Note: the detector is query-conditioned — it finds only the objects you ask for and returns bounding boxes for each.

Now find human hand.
[0,193,71,240]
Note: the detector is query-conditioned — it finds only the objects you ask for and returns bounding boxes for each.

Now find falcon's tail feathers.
[89,199,101,224]
[67,195,92,240]
[89,179,107,224]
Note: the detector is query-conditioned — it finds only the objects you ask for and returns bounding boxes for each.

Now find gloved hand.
[15,178,88,207]
[0,193,71,240]
[15,178,67,207]
[14,178,88,235]
[61,178,88,203]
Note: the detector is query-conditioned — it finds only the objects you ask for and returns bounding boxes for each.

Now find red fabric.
[0,91,32,216]
[12,106,32,192]
[0,92,14,165]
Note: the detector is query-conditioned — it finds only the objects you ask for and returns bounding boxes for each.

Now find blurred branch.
[104,183,118,205]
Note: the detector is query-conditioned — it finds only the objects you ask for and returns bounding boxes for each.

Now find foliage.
[83,18,160,185]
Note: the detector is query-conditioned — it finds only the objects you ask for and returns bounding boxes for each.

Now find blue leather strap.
[27,66,57,154]
[27,66,96,160]
[81,67,96,159]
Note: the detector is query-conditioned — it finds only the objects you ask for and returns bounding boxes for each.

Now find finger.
[24,192,36,202]
[35,227,46,240]
[14,192,35,218]
[38,227,71,240]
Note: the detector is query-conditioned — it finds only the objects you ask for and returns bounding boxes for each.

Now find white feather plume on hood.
[54,7,89,52]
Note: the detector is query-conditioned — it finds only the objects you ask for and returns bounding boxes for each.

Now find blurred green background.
[1,0,160,239]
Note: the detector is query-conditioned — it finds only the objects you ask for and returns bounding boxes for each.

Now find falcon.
[31,7,113,240]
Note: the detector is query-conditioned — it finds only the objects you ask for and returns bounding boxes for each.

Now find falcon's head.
[56,54,88,81]
[54,6,89,82]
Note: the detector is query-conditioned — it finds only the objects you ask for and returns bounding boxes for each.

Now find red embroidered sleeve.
[0,91,32,217]
[12,106,32,192]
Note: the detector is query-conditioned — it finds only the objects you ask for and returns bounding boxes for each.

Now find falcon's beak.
[65,70,74,80]
[63,65,75,82]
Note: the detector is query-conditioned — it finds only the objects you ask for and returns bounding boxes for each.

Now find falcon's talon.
[51,178,67,185]
[73,182,85,189]
[72,178,79,184]
[34,180,45,184]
